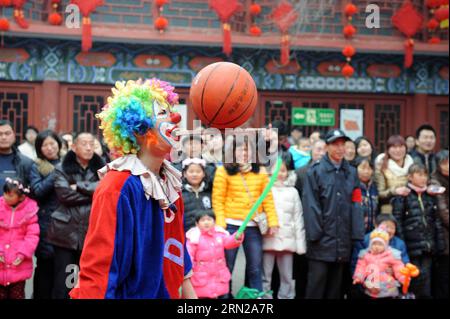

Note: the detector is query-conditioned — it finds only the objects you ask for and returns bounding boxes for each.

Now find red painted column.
[39,80,60,132]
[410,93,428,135]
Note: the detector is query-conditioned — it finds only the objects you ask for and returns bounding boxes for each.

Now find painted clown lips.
[159,121,181,147]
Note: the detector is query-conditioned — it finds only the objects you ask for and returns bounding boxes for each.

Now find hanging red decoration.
[0,17,9,31]
[48,0,62,26]
[435,6,449,21]
[343,24,356,38]
[344,3,358,16]
[342,64,355,78]
[0,0,11,6]
[155,0,168,7]
[427,18,440,30]
[428,36,441,43]
[249,25,261,36]
[71,0,104,52]
[12,0,28,28]
[250,3,261,16]
[426,0,441,9]
[154,16,168,31]
[210,0,242,56]
[392,1,423,68]
[271,1,298,66]
[342,45,356,59]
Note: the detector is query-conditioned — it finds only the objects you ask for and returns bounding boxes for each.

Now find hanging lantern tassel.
[81,16,92,52]
[404,38,414,68]
[280,34,290,66]
[222,23,232,56]
[13,9,28,28]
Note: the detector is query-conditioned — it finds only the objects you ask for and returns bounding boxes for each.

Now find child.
[262,161,306,299]
[0,178,39,299]
[186,210,244,299]
[182,158,212,232]
[289,137,311,169]
[392,163,446,299]
[353,226,406,299]
[354,156,379,233]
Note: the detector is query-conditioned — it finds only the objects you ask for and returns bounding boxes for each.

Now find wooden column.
[39,80,60,132]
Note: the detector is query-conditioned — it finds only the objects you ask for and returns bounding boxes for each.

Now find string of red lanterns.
[342,2,358,78]
[154,0,169,33]
[48,0,63,26]
[249,2,262,37]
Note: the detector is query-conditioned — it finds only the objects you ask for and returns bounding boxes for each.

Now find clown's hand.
[0,255,4,263]
[13,254,24,266]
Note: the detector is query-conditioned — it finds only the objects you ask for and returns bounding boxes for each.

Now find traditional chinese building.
[0,0,448,152]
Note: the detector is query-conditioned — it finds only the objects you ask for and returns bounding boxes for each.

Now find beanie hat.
[369,226,389,249]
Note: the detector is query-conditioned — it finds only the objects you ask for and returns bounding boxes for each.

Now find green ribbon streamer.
[235,157,282,239]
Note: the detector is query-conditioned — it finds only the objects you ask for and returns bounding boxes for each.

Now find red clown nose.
[170,112,181,124]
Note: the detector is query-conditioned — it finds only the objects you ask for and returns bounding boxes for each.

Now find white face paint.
[152,100,180,148]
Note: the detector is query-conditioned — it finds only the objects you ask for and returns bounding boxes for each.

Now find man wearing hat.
[302,129,365,299]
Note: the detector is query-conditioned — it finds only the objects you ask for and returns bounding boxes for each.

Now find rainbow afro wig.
[97,78,179,155]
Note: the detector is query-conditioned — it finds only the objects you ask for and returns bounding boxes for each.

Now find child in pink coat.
[186,210,244,299]
[0,178,39,299]
[353,226,406,299]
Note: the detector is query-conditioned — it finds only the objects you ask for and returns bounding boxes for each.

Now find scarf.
[239,163,252,173]
[376,153,414,176]
[35,158,56,176]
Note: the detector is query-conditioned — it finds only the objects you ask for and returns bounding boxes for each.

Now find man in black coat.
[0,120,33,195]
[302,129,365,299]
[409,124,437,177]
[46,132,105,299]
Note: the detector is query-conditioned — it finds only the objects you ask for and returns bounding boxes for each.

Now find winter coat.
[0,197,39,286]
[289,146,311,170]
[302,154,365,263]
[353,247,406,298]
[186,226,243,298]
[182,181,212,232]
[212,166,278,229]
[374,153,414,213]
[351,234,410,274]
[46,151,104,251]
[263,173,306,254]
[0,148,34,196]
[410,150,437,178]
[360,181,379,233]
[29,158,60,259]
[392,187,446,258]
[430,170,449,255]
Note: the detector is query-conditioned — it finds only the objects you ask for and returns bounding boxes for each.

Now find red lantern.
[427,18,440,30]
[210,0,242,56]
[426,0,441,8]
[344,3,358,16]
[249,25,261,36]
[343,24,356,38]
[342,45,356,59]
[0,17,9,31]
[428,36,441,44]
[435,6,449,22]
[0,0,11,6]
[250,3,261,16]
[271,1,298,65]
[154,16,168,31]
[342,64,355,78]
[155,0,168,7]
[48,12,62,25]
[12,0,28,28]
[71,0,104,52]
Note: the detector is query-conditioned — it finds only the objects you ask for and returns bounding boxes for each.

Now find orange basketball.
[189,62,258,129]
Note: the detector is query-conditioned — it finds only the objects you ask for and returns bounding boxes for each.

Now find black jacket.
[182,181,212,232]
[29,158,61,259]
[302,154,365,262]
[46,151,104,251]
[294,159,314,200]
[392,188,446,258]
[0,148,33,195]
[410,149,437,177]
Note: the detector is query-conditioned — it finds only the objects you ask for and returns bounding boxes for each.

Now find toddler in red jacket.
[186,210,243,299]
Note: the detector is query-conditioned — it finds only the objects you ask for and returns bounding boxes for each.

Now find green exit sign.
[291,108,335,126]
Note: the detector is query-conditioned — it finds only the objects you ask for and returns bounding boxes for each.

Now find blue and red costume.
[69,169,192,299]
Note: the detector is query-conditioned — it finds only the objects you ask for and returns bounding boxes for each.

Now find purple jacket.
[0,197,39,286]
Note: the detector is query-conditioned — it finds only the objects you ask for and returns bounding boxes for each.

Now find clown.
[69,79,196,299]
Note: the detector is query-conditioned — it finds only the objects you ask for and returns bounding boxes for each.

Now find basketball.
[189,62,258,129]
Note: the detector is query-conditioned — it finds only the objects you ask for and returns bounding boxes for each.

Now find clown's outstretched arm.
[181,278,197,299]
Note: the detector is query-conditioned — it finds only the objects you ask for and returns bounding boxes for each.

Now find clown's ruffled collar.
[98,154,182,208]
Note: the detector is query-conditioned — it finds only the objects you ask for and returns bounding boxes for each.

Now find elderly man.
[302,129,364,299]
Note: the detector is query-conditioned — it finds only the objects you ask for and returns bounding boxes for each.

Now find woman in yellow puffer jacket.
[212,136,278,296]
